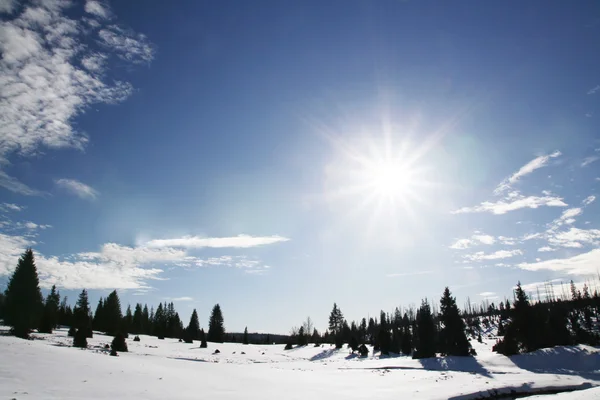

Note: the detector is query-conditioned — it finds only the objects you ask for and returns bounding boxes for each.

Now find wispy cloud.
[518,249,600,277]
[166,296,193,302]
[582,195,596,206]
[449,233,495,249]
[452,194,567,215]
[547,227,600,248]
[538,246,555,252]
[386,270,434,278]
[479,291,496,297]
[145,234,290,249]
[588,85,600,95]
[464,249,523,261]
[0,1,153,194]
[494,151,561,195]
[0,203,23,212]
[55,179,98,200]
[581,156,599,167]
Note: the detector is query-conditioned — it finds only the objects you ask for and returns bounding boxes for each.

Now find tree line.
[3,249,599,359]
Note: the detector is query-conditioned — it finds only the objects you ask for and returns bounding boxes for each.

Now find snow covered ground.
[1,327,599,399]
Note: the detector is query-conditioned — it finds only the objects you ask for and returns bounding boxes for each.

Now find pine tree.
[142,304,150,334]
[132,303,143,334]
[199,328,207,348]
[207,304,225,343]
[93,298,105,332]
[4,249,43,338]
[112,332,128,352]
[186,309,201,340]
[153,303,166,338]
[243,326,249,345]
[328,303,344,337]
[58,296,73,327]
[73,289,92,337]
[123,305,133,334]
[104,290,123,336]
[439,287,471,356]
[401,313,412,355]
[378,310,391,355]
[297,326,307,346]
[413,299,436,359]
[38,285,60,334]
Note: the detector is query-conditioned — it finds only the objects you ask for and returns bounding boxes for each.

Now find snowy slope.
[1,327,599,399]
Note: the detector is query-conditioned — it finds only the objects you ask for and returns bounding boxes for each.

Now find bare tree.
[302,316,313,336]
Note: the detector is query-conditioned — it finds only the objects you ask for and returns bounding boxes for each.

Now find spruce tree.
[328,303,344,337]
[297,326,307,346]
[58,296,73,327]
[123,305,133,334]
[186,309,201,340]
[4,249,43,338]
[199,328,207,348]
[401,313,412,355]
[207,304,225,342]
[142,304,150,334]
[73,289,92,337]
[93,298,105,332]
[132,303,143,334]
[39,285,60,334]
[439,287,471,356]
[413,299,436,359]
[243,326,249,345]
[104,290,123,336]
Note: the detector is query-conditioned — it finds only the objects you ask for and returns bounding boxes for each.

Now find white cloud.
[449,233,495,249]
[15,221,51,230]
[538,246,555,252]
[582,195,596,206]
[517,249,600,277]
[167,296,193,302]
[494,151,561,195]
[452,194,567,215]
[145,234,290,249]
[0,0,18,14]
[498,236,517,245]
[0,203,22,211]
[0,2,153,194]
[588,85,600,95]
[55,178,98,200]
[581,156,599,167]
[464,249,523,261]
[547,227,600,248]
[84,1,111,19]
[479,291,496,297]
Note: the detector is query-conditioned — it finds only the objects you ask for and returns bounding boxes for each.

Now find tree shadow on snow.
[310,348,340,361]
[508,346,600,379]
[417,356,493,378]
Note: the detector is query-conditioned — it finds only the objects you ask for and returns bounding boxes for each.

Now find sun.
[369,161,416,198]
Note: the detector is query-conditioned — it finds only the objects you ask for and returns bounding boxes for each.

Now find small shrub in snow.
[111,333,128,352]
[359,344,369,357]
[314,343,320,347]
[68,327,76,337]
[73,329,87,348]
[104,344,110,349]
[133,335,140,342]
[284,342,293,350]
[110,349,118,356]
[158,335,165,340]
[241,351,245,355]
[334,337,343,349]
[214,349,220,354]
[200,339,207,348]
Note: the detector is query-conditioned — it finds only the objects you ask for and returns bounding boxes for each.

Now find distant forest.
[2,249,599,359]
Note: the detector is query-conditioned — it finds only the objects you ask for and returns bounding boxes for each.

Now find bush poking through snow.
[158,335,165,340]
[359,344,369,357]
[284,342,293,350]
[110,348,118,356]
[111,333,128,352]
[68,327,76,337]
[214,349,220,354]
[133,335,140,342]
[73,329,88,348]
[200,339,207,348]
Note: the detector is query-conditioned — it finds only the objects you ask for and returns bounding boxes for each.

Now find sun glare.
[370,161,415,198]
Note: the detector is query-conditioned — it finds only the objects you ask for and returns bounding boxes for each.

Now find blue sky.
[0,0,599,333]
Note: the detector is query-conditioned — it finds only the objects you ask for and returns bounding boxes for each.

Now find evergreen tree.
[199,328,207,348]
[93,298,105,332]
[328,303,344,337]
[132,303,143,334]
[73,289,92,337]
[0,292,5,321]
[142,304,150,334]
[378,310,391,355]
[58,296,73,327]
[297,326,307,346]
[38,285,60,334]
[112,332,128,352]
[73,328,88,348]
[186,309,201,340]
[400,313,412,355]
[207,304,225,343]
[438,287,471,356]
[359,318,367,343]
[123,305,133,334]
[413,299,436,359]
[104,290,123,336]
[4,249,43,338]
[243,326,249,345]
[153,303,166,338]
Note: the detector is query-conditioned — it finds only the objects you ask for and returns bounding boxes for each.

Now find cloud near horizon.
[145,234,290,249]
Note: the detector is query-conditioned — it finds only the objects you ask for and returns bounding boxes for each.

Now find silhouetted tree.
[112,332,128,352]
[186,309,201,340]
[401,313,412,355]
[4,249,43,338]
[58,297,73,327]
[103,290,123,336]
[413,299,436,359]
[123,305,133,334]
[208,304,225,343]
[38,285,60,334]
[243,327,249,345]
[438,287,471,356]
[73,328,88,348]
[297,326,307,346]
[93,298,105,332]
[199,328,207,348]
[132,303,143,334]
[328,303,344,337]
[142,304,150,334]
[74,289,92,337]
